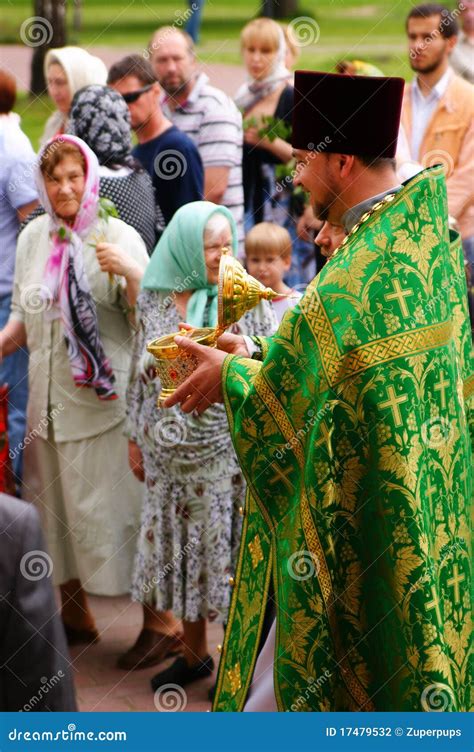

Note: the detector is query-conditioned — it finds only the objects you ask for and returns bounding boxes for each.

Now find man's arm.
[197,98,242,206]
[204,166,230,204]
[446,118,474,220]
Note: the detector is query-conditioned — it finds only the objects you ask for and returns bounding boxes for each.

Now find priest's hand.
[163,335,228,414]
[216,331,249,356]
[177,322,249,356]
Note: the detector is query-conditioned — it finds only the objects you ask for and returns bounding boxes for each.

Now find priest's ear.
[337,153,356,179]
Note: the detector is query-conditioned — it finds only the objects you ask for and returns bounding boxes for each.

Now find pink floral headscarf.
[36,134,117,400]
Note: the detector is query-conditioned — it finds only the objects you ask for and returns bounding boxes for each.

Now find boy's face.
[246,251,291,290]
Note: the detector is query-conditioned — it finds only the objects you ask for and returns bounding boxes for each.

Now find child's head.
[245,222,292,290]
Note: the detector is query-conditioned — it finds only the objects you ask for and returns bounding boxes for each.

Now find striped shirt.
[161,73,244,252]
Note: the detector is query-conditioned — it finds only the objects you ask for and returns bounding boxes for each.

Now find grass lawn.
[15,93,53,150]
[2,0,422,146]
[2,0,417,70]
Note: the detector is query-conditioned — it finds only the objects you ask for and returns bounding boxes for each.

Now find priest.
[165,71,473,712]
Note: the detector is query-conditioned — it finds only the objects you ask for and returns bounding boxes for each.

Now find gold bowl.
[147,249,283,407]
[147,327,217,407]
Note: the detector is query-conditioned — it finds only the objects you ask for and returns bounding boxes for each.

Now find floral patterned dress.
[125,290,277,623]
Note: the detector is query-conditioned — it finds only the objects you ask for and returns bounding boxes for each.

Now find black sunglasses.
[122,84,154,104]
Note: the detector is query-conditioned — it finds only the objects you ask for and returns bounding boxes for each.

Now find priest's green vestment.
[213,167,473,712]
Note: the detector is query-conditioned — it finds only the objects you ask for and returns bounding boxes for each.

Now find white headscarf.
[44,46,107,97]
[235,24,291,113]
[41,47,108,145]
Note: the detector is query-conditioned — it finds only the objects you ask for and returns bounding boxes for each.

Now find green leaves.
[242,115,292,143]
[98,197,119,221]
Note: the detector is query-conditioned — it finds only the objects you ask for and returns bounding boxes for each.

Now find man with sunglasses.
[108,55,203,233]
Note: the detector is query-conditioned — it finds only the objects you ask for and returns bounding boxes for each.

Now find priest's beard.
[310,154,343,223]
[311,186,340,224]
[312,201,331,222]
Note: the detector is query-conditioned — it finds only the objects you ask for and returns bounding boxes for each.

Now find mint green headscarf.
[141,201,237,327]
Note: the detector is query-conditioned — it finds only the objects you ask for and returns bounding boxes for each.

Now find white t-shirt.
[271,289,303,323]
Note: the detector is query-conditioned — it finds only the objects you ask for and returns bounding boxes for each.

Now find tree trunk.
[29,0,67,96]
[72,0,82,33]
[261,0,298,18]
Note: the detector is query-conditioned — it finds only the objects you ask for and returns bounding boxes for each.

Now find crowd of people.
[0,1,472,712]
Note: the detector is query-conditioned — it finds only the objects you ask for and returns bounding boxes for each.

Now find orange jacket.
[401,72,474,240]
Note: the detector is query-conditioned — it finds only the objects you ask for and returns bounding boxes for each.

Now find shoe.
[117,629,183,670]
[64,624,100,646]
[151,655,214,692]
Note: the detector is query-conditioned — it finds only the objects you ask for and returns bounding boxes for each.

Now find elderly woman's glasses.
[122,84,154,103]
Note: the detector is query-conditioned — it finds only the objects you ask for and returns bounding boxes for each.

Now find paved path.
[70,595,222,712]
[0,45,245,96]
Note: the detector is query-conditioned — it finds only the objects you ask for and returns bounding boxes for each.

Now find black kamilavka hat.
[292,70,405,158]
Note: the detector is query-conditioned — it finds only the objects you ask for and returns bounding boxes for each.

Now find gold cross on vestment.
[269,462,294,491]
[434,370,450,410]
[380,385,408,427]
[326,534,336,560]
[426,585,442,624]
[316,420,331,447]
[384,279,414,318]
[447,564,465,604]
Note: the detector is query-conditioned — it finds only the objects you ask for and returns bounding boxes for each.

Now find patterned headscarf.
[69,85,133,167]
[36,134,117,400]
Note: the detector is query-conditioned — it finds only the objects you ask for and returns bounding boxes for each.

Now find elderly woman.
[42,47,107,145]
[0,135,149,643]
[122,202,277,692]
[69,85,158,253]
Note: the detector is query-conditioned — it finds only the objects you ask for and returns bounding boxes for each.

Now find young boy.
[245,222,303,323]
